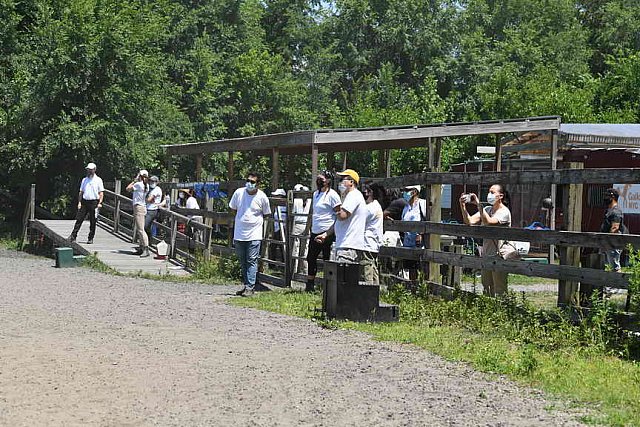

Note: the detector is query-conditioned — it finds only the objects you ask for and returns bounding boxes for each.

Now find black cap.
[606,188,620,201]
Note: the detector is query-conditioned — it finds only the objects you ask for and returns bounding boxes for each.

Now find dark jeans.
[306,232,336,276]
[144,209,158,237]
[71,199,99,240]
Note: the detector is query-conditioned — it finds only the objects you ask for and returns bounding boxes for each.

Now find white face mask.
[150,183,156,189]
[487,193,497,204]
[338,183,347,194]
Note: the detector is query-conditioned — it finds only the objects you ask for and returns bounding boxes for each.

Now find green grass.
[233,289,640,426]
[463,273,557,286]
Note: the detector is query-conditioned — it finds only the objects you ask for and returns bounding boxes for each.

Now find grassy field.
[233,289,640,427]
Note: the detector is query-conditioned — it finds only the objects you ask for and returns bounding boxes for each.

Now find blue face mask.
[402,191,412,202]
[246,181,257,191]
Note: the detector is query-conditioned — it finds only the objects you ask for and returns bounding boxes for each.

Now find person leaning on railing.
[459,184,512,296]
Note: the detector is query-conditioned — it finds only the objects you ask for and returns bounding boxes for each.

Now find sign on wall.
[613,184,640,214]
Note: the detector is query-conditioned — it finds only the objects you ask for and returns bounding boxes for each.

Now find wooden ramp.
[31,220,190,276]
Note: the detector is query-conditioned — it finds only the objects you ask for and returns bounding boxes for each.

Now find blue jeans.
[235,240,261,290]
[605,249,622,272]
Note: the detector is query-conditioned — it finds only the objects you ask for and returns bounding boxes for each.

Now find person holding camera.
[400,185,428,280]
[459,184,512,296]
[126,170,151,258]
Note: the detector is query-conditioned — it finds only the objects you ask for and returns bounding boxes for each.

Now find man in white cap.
[291,184,310,274]
[126,169,150,257]
[69,162,104,244]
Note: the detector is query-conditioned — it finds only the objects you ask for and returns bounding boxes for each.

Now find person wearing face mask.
[229,172,271,296]
[333,169,367,264]
[126,169,151,257]
[68,162,104,244]
[306,171,341,292]
[175,189,189,208]
[600,188,627,272]
[291,184,311,275]
[400,185,428,280]
[460,184,512,296]
[362,182,386,284]
[144,175,164,239]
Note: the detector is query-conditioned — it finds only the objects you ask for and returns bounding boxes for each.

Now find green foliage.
[2,0,640,215]
[193,254,241,284]
[626,246,640,313]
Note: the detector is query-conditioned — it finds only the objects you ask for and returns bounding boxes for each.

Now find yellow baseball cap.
[336,169,360,184]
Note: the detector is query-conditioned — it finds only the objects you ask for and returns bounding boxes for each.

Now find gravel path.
[0,248,586,426]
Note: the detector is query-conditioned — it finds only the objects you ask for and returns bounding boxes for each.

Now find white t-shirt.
[146,186,163,210]
[274,205,287,234]
[229,188,271,241]
[401,198,427,247]
[132,182,147,206]
[364,200,384,253]
[293,198,310,225]
[79,175,105,200]
[311,189,341,234]
[186,196,200,210]
[482,205,512,257]
[334,189,367,251]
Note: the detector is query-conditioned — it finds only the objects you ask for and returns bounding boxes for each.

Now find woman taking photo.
[459,184,512,296]
[306,171,342,292]
[126,170,150,258]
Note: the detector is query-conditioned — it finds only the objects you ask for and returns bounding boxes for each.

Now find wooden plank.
[315,118,561,145]
[558,162,583,305]
[272,147,280,189]
[379,246,629,289]
[373,168,640,187]
[549,129,558,265]
[428,137,441,284]
[384,220,640,249]
[311,141,319,191]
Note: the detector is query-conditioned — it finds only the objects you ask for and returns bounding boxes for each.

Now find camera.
[462,194,471,203]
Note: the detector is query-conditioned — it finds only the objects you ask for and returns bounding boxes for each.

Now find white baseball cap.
[403,185,421,192]
[271,189,286,197]
[139,169,149,177]
[294,184,309,192]
[85,162,97,170]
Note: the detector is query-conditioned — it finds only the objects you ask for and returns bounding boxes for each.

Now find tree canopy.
[1,0,639,216]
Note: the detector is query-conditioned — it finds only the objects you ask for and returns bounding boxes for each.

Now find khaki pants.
[291,222,308,275]
[134,205,149,248]
[361,251,379,285]
[335,248,362,264]
[481,265,508,296]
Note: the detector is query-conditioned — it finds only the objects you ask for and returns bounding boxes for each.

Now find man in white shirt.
[334,169,367,264]
[69,163,104,244]
[229,172,271,296]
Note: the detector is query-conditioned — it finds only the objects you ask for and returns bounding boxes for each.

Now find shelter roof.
[161,116,561,156]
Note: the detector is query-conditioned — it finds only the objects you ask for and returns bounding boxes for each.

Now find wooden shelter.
[161,116,563,189]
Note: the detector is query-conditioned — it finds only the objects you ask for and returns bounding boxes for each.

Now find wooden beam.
[272,147,280,189]
[379,246,629,289]
[384,220,640,250]
[558,162,583,306]
[428,137,442,284]
[369,168,640,187]
[195,154,203,181]
[227,151,234,181]
[311,141,319,190]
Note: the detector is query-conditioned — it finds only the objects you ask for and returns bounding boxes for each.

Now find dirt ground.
[0,248,587,426]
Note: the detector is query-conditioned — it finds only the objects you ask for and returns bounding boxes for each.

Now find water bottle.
[165,195,171,211]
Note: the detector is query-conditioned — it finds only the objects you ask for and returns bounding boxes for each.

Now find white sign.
[613,184,640,214]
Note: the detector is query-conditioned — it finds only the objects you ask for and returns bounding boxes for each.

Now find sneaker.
[133,247,143,255]
[243,289,255,297]
[87,239,93,244]
[140,248,150,258]
[235,287,247,296]
[68,235,76,242]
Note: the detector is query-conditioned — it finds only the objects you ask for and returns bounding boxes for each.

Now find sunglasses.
[246,179,257,184]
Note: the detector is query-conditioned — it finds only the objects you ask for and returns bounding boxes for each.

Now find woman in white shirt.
[126,170,150,257]
[362,183,385,284]
[305,171,341,292]
[400,185,427,280]
[460,184,512,296]
[144,175,164,238]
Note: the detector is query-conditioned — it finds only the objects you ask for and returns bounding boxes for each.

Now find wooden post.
[377,150,386,177]
[227,151,234,181]
[171,178,179,211]
[386,150,392,178]
[558,162,583,306]
[114,180,122,234]
[495,138,503,172]
[170,214,177,259]
[195,154,203,181]
[311,141,319,190]
[342,152,347,170]
[549,129,558,264]
[428,138,442,284]
[29,184,35,221]
[272,147,280,189]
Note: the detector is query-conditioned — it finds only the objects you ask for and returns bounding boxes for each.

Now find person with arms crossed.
[230,172,271,296]
[333,169,367,264]
[69,162,104,244]
[306,171,341,292]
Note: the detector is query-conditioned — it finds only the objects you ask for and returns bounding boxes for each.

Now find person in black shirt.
[384,189,409,221]
[600,188,626,272]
